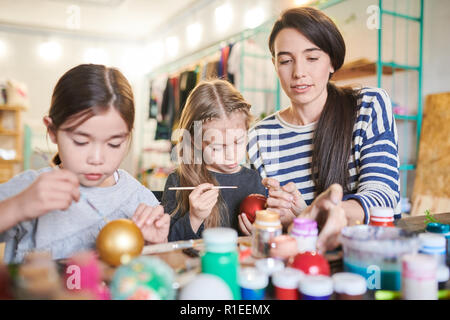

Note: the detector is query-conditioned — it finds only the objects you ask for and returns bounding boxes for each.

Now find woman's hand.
[263,178,307,228]
[238,213,253,236]
[189,183,219,232]
[297,184,347,254]
[17,169,80,221]
[132,204,170,244]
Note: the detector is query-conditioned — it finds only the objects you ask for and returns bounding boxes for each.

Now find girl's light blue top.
[0,167,159,264]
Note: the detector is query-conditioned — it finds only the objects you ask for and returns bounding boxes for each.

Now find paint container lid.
[370,207,394,218]
[299,275,333,297]
[255,258,284,276]
[239,267,268,290]
[437,265,449,283]
[179,274,233,300]
[272,267,304,289]
[255,210,281,224]
[426,223,450,236]
[332,273,367,296]
[402,254,437,278]
[419,233,446,254]
[202,228,237,253]
[291,218,318,236]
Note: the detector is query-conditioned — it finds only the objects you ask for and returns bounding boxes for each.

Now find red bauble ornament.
[290,252,330,276]
[239,194,267,224]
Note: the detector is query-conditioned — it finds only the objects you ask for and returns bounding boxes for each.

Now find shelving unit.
[377,0,424,199]
[0,104,25,183]
[333,58,406,81]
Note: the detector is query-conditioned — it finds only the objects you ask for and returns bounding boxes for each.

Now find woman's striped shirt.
[247,87,401,224]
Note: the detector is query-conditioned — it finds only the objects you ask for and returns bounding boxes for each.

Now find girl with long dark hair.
[0,64,170,263]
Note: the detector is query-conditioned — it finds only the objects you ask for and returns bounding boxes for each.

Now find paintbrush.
[168,186,238,191]
[44,153,108,224]
[142,239,203,255]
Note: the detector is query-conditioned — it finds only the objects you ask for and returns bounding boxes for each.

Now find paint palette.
[340,225,418,291]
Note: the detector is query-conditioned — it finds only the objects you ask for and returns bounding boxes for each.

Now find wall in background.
[0,0,449,179]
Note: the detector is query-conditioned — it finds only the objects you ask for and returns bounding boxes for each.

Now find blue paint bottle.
[239,267,268,300]
[299,275,333,300]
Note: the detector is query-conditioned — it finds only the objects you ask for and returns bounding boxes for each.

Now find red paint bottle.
[272,267,304,300]
[369,207,395,227]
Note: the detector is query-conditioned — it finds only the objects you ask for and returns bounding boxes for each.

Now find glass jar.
[251,210,282,259]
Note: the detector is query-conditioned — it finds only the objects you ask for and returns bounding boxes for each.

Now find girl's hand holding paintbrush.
[12,168,80,221]
[188,183,220,233]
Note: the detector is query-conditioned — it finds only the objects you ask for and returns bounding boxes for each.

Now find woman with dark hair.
[246,7,400,253]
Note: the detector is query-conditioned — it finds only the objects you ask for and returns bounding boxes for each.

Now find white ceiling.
[0,0,201,40]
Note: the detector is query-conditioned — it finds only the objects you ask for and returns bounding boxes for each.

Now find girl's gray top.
[0,167,159,264]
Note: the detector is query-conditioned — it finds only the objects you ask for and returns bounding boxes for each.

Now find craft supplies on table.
[425,222,450,265]
[290,218,318,252]
[110,256,175,300]
[290,251,330,276]
[340,225,418,291]
[251,210,282,259]
[239,194,267,224]
[254,258,285,299]
[238,267,268,300]
[201,228,241,300]
[401,253,438,300]
[332,272,367,300]
[369,207,395,227]
[299,275,333,300]
[2,213,450,301]
[272,267,304,300]
[178,273,233,300]
[269,235,298,262]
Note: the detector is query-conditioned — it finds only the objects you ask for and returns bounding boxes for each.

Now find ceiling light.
[244,7,265,29]
[215,4,233,32]
[38,41,62,61]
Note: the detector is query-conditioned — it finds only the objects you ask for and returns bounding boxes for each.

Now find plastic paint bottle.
[269,235,298,262]
[426,223,450,265]
[369,207,395,227]
[418,233,449,289]
[272,267,304,300]
[290,218,318,253]
[402,254,438,300]
[419,233,446,266]
[254,258,285,299]
[299,275,333,300]
[332,272,367,300]
[239,267,268,300]
[201,228,241,300]
[437,265,450,290]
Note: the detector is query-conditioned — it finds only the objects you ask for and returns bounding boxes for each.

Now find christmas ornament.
[239,194,267,223]
[110,256,175,300]
[290,252,330,276]
[96,219,144,267]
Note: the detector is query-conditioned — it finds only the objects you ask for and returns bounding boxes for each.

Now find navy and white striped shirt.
[247,87,401,224]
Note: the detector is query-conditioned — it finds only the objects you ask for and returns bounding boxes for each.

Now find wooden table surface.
[395,212,450,233]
